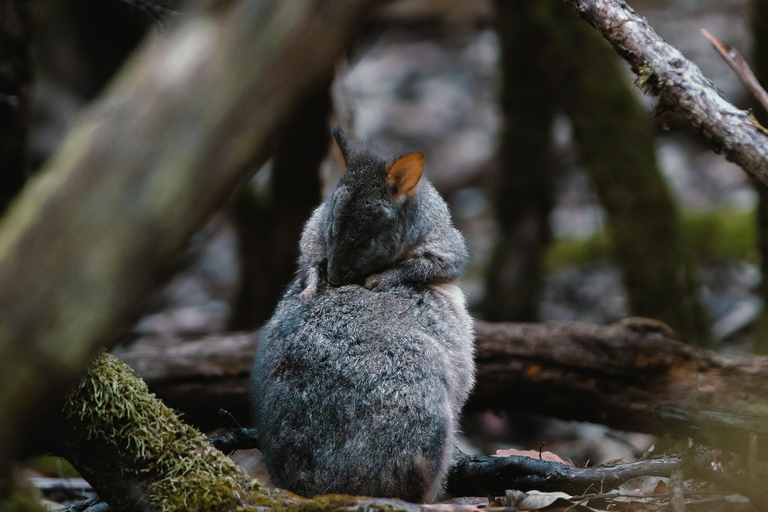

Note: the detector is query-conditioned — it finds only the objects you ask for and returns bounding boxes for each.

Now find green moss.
[545,230,613,271]
[634,63,664,96]
[62,351,258,511]
[684,208,758,262]
[545,208,758,271]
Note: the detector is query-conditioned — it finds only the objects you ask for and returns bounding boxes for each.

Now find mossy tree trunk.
[0,0,35,216]
[484,0,556,322]
[540,0,712,347]
[0,0,380,465]
[50,352,258,511]
[229,82,329,330]
[751,0,768,354]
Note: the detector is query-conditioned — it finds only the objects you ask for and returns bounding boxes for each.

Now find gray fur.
[251,129,475,502]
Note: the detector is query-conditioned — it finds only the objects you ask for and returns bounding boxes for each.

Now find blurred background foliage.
[4,0,766,347]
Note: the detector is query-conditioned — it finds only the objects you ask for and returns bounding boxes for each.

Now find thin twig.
[701,29,768,114]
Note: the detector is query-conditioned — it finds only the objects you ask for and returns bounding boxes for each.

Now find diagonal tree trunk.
[0,0,380,465]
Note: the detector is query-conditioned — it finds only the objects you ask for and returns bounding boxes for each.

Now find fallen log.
[117,318,768,455]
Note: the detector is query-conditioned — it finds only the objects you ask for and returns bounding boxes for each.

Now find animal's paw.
[364,273,392,291]
[299,285,317,303]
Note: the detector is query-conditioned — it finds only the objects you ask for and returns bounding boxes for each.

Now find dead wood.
[446,447,717,497]
[117,319,768,456]
[0,0,379,464]
[701,29,768,113]
[562,0,768,186]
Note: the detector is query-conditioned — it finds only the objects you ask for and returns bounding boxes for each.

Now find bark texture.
[446,448,722,497]
[0,0,379,464]
[118,319,768,453]
[563,0,768,185]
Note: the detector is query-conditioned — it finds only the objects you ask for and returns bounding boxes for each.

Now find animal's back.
[252,278,473,502]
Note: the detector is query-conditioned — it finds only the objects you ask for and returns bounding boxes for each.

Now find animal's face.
[324,174,401,286]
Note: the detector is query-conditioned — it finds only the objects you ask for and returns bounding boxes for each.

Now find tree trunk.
[0,0,380,465]
[751,0,768,354]
[229,82,329,330]
[483,0,555,322]
[541,0,712,347]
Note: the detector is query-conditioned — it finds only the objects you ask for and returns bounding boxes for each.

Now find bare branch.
[446,448,719,497]
[701,29,768,113]
[563,0,768,186]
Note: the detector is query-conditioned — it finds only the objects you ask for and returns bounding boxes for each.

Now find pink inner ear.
[386,152,425,196]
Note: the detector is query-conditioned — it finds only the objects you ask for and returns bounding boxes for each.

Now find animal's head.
[324,127,426,286]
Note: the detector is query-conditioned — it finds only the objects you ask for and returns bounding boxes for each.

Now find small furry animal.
[251,128,475,502]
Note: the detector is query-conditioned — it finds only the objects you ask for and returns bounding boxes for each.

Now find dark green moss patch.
[59,351,257,511]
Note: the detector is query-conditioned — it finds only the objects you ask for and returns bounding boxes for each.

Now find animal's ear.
[332,126,351,169]
[386,152,425,198]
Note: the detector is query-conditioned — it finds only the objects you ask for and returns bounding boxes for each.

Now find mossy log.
[0,0,379,464]
[562,0,768,185]
[118,319,768,456]
[540,0,711,347]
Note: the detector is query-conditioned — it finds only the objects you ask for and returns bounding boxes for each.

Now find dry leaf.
[493,448,573,465]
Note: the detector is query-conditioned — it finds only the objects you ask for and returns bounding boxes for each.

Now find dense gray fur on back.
[251,129,475,502]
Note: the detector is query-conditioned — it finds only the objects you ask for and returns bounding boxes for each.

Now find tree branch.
[701,29,768,114]
[445,448,722,497]
[0,0,379,464]
[562,0,768,186]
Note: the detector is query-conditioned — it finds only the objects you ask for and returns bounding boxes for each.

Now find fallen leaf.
[617,476,669,497]
[493,448,573,465]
